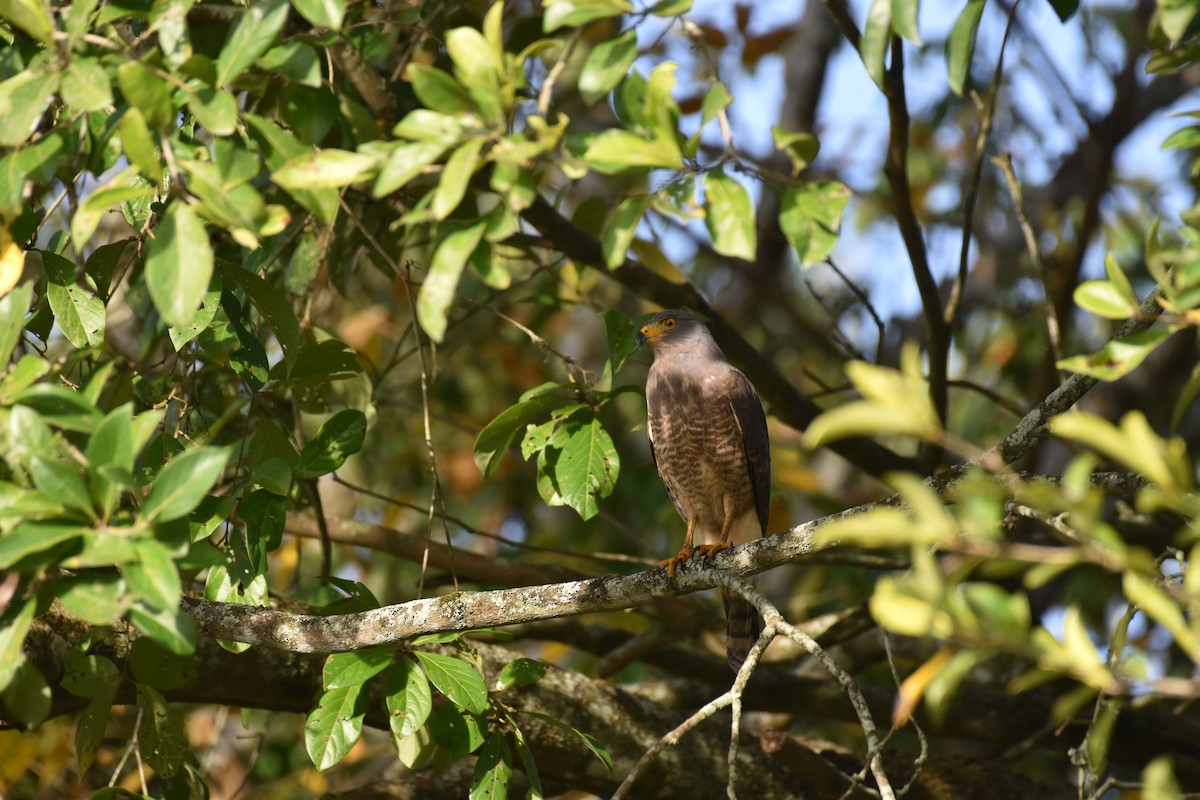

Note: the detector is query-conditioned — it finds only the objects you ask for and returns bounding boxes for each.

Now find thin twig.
[991,151,1063,375]
[727,624,776,799]
[882,632,927,797]
[826,256,886,363]
[331,476,658,568]
[946,0,1021,326]
[611,685,735,799]
[337,196,458,594]
[538,28,582,119]
[947,378,1027,418]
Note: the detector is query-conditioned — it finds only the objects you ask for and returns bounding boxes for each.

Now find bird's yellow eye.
[663,317,677,329]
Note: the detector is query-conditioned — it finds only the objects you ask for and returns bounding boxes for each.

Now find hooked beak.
[636,324,654,348]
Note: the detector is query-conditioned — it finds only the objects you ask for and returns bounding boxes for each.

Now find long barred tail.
[722,587,762,671]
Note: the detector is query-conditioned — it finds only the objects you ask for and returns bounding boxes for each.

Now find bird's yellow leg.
[695,511,735,561]
[659,517,697,579]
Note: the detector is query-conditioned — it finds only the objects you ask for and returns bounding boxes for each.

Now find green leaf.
[61,57,113,112]
[305,684,369,771]
[290,0,344,30]
[28,455,93,518]
[295,409,367,478]
[550,413,620,521]
[0,0,55,43]
[0,597,35,691]
[41,251,105,349]
[407,64,475,115]
[75,681,118,776]
[1055,326,1175,381]
[2,658,50,727]
[393,108,475,142]
[579,28,638,105]
[704,168,756,260]
[118,106,162,185]
[816,507,940,549]
[373,141,451,198]
[129,602,197,655]
[0,281,32,365]
[139,446,231,524]
[892,0,922,43]
[244,113,340,225]
[215,0,291,86]
[1171,359,1200,431]
[136,684,187,779]
[258,42,322,86]
[803,353,941,447]
[429,703,487,758]
[445,25,501,87]
[582,129,683,173]
[860,0,892,89]
[508,719,545,799]
[1158,0,1198,41]
[385,657,434,740]
[0,521,83,570]
[778,181,851,267]
[57,573,132,625]
[1103,253,1137,307]
[495,658,545,691]
[120,538,181,611]
[0,357,47,404]
[1142,756,1183,800]
[432,137,485,220]
[649,0,691,15]
[1047,0,1078,20]
[116,62,173,129]
[145,202,214,330]
[771,127,820,176]
[272,149,378,190]
[474,387,571,478]
[63,653,120,699]
[946,0,985,95]
[187,85,238,135]
[1124,571,1200,661]
[601,195,650,268]
[414,651,489,715]
[543,0,633,31]
[324,645,395,689]
[72,169,156,251]
[128,638,197,690]
[14,384,99,434]
[1074,279,1139,319]
[601,309,639,380]
[215,259,301,356]
[0,70,59,147]
[471,734,514,800]
[417,220,487,342]
[167,273,222,351]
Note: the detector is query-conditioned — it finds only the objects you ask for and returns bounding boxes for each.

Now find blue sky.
[633,0,1200,322]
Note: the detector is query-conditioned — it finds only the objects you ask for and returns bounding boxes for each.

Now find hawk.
[637,309,771,670]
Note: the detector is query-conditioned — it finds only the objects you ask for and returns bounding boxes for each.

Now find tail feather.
[722,587,762,672]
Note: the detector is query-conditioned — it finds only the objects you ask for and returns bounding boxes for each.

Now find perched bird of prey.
[637,309,771,671]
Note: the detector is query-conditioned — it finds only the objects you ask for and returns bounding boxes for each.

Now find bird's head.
[636,309,711,353]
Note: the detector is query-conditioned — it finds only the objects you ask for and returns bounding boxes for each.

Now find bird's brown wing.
[728,367,771,534]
